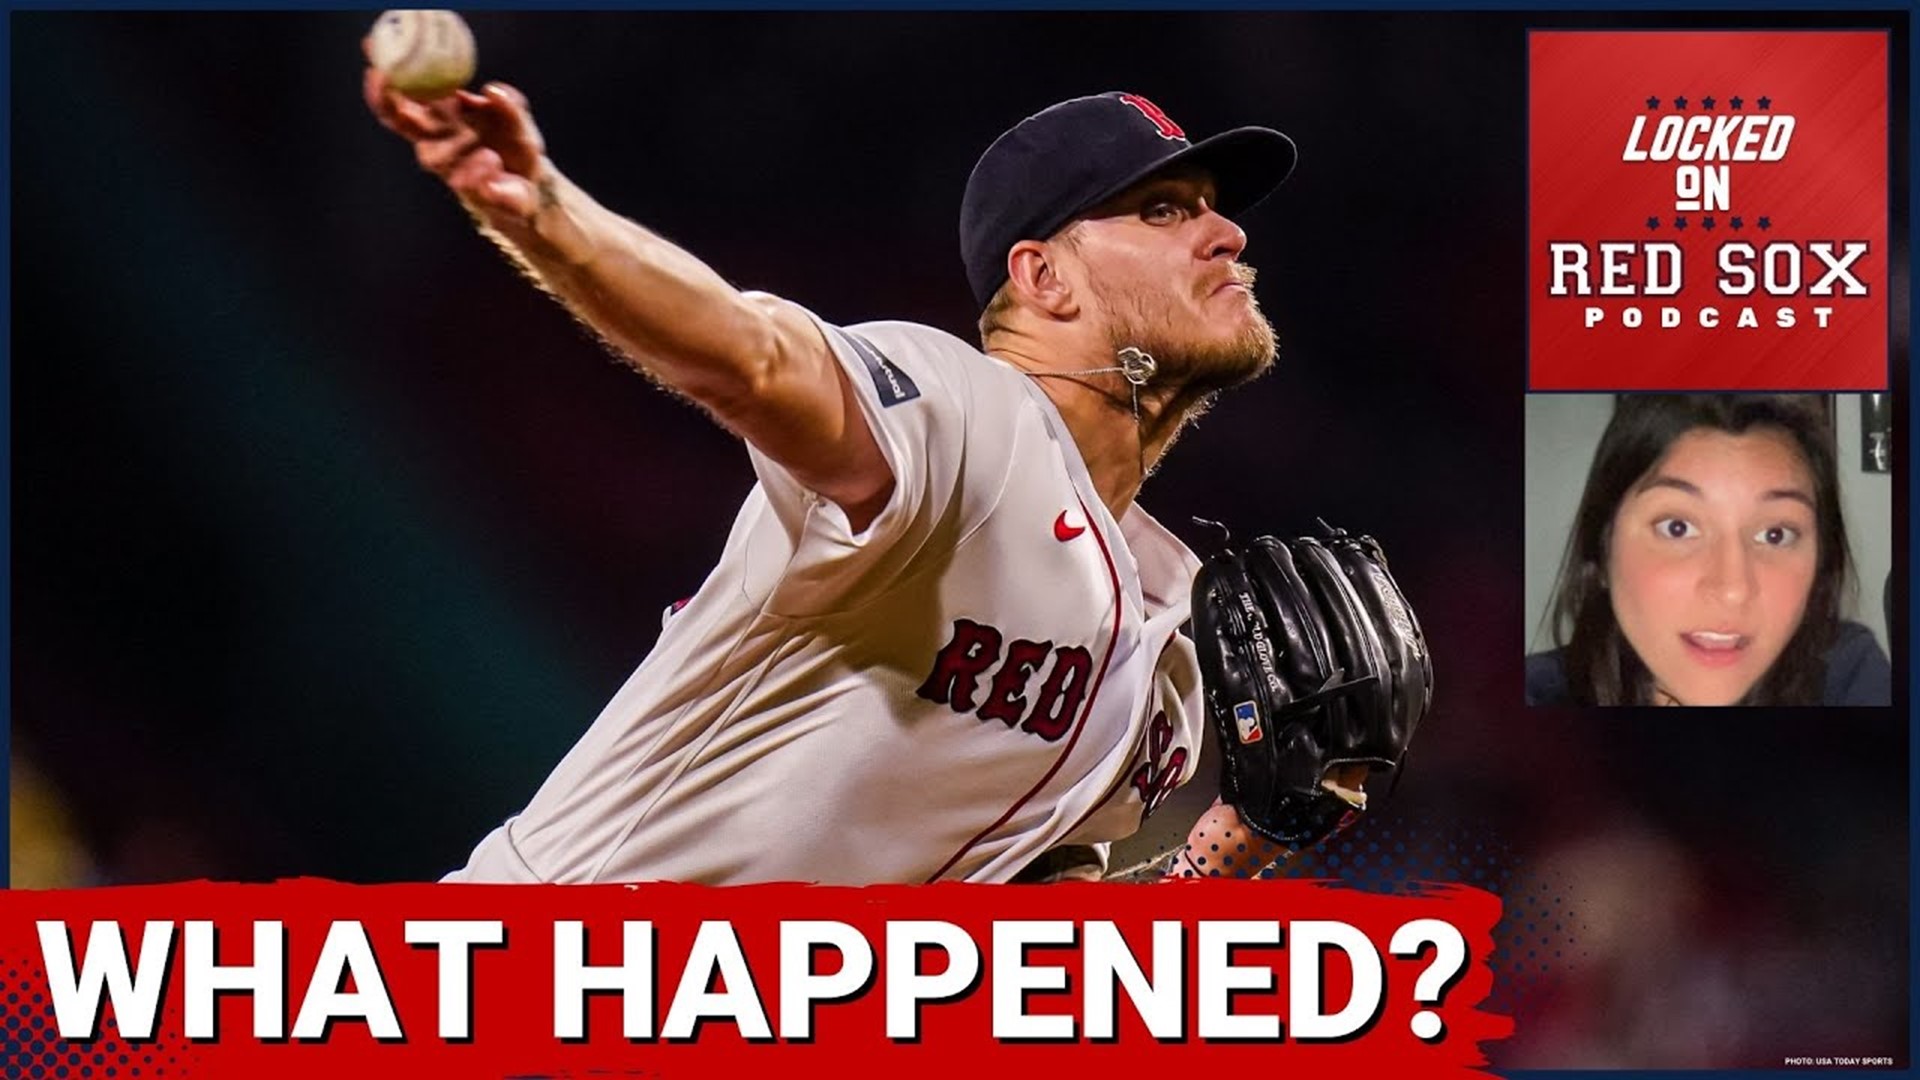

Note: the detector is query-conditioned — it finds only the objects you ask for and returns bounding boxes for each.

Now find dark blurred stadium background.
[7,10,1908,1068]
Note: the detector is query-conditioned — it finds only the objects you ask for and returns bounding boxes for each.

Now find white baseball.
[368,10,477,102]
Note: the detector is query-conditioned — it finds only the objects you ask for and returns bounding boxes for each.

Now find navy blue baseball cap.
[960,91,1297,309]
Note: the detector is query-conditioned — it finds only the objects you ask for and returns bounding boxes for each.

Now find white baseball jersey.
[443,317,1206,884]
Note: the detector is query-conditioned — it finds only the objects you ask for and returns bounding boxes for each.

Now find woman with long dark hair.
[1528,395,1891,706]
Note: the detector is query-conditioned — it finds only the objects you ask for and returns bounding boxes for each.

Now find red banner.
[1528,30,1889,390]
[0,880,1510,1078]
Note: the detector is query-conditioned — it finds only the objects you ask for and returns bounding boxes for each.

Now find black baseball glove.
[1189,521,1432,850]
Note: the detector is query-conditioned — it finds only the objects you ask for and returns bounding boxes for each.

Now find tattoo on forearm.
[537,176,560,213]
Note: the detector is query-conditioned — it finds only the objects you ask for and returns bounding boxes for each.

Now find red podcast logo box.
[1528,31,1888,390]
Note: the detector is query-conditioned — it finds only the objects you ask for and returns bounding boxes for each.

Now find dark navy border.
[0,8,1910,1080]
[2,4,12,895]
[0,0,1915,8]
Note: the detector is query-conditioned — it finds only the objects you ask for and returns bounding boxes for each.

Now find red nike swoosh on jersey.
[1054,510,1086,542]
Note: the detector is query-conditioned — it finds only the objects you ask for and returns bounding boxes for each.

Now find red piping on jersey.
[1057,634,1184,841]
[926,493,1123,882]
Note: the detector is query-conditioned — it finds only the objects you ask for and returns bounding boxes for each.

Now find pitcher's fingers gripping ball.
[359,12,548,234]
[1185,522,1433,870]
[367,9,477,102]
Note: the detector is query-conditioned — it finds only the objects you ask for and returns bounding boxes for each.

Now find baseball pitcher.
[365,54,1428,884]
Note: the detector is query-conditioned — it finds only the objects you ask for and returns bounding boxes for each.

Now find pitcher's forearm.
[483,168,778,404]
[1161,802,1288,880]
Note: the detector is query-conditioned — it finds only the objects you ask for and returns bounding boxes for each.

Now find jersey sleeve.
[741,315,1009,617]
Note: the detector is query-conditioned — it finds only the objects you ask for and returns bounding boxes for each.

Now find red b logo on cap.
[1118,93,1185,140]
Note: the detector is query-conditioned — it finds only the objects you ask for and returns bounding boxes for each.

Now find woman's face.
[1605,426,1820,705]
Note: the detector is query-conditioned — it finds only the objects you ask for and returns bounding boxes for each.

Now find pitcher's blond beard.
[1095,263,1276,399]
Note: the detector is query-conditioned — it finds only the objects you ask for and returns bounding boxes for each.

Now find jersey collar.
[1009,369,1199,623]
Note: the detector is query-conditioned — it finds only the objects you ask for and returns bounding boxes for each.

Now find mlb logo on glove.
[1233,700,1264,745]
